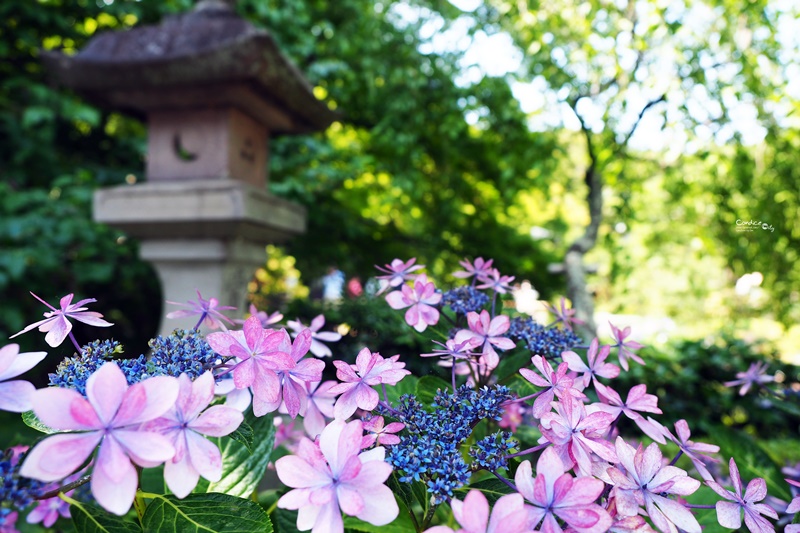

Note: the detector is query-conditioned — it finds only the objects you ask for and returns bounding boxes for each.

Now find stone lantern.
[42,0,337,335]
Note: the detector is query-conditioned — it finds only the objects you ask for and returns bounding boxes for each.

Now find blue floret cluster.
[383,384,516,503]
[0,449,45,513]
[49,329,219,395]
[441,286,489,315]
[508,317,582,357]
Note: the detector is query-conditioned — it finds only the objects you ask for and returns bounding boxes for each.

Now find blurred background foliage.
[1,0,798,362]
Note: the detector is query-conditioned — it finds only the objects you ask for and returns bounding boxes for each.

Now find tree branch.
[618,93,666,149]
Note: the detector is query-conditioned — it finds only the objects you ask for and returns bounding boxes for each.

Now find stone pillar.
[42,2,337,335]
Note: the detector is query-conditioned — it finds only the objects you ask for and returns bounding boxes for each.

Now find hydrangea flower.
[608,322,644,371]
[453,257,495,281]
[20,363,179,515]
[724,362,775,396]
[0,343,47,413]
[235,304,283,328]
[302,380,338,438]
[515,447,611,533]
[143,372,243,498]
[166,290,235,330]
[361,416,404,448]
[607,437,701,533]
[255,329,324,418]
[424,489,532,533]
[206,317,295,416]
[26,495,71,528]
[561,337,619,390]
[538,394,617,476]
[519,355,580,419]
[286,315,342,358]
[330,348,410,419]
[543,297,585,331]
[375,257,424,292]
[594,383,665,443]
[662,419,720,481]
[706,458,778,533]
[385,274,442,332]
[454,310,515,371]
[275,419,398,533]
[10,292,113,348]
[476,268,515,294]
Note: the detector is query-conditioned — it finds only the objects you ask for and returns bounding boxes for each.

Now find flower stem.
[505,442,549,459]
[504,390,544,404]
[194,312,208,331]
[491,470,518,492]
[669,449,684,467]
[36,474,91,500]
[68,332,82,354]
[684,504,716,509]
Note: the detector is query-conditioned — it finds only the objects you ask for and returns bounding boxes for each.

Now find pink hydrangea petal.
[70,311,113,328]
[320,419,362,476]
[164,451,200,499]
[32,387,101,430]
[20,431,102,482]
[189,404,244,437]
[114,376,179,426]
[337,484,365,516]
[85,363,127,425]
[333,388,359,420]
[113,429,176,468]
[276,455,332,489]
[185,431,223,482]
[385,291,409,310]
[648,493,701,533]
[43,316,72,347]
[0,346,47,380]
[0,380,36,413]
[355,385,379,411]
[91,448,138,516]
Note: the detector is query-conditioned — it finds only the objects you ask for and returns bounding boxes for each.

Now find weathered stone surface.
[93,180,306,242]
[40,2,337,133]
[146,108,270,185]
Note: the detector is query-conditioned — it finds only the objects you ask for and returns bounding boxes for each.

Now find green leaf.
[227,418,254,453]
[386,472,415,514]
[711,425,791,501]
[270,508,301,533]
[415,375,451,406]
[455,477,515,505]
[22,410,59,434]
[375,375,418,407]
[68,497,142,533]
[206,408,276,498]
[141,493,271,533]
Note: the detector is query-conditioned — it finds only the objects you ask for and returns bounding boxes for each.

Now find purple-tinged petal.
[164,451,200,499]
[114,376,179,426]
[20,432,102,482]
[0,345,47,380]
[185,431,223,482]
[190,405,244,437]
[43,316,72,348]
[0,380,36,413]
[32,387,102,430]
[85,363,127,425]
[276,455,332,489]
[91,448,138,516]
[715,500,743,529]
[113,429,176,467]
